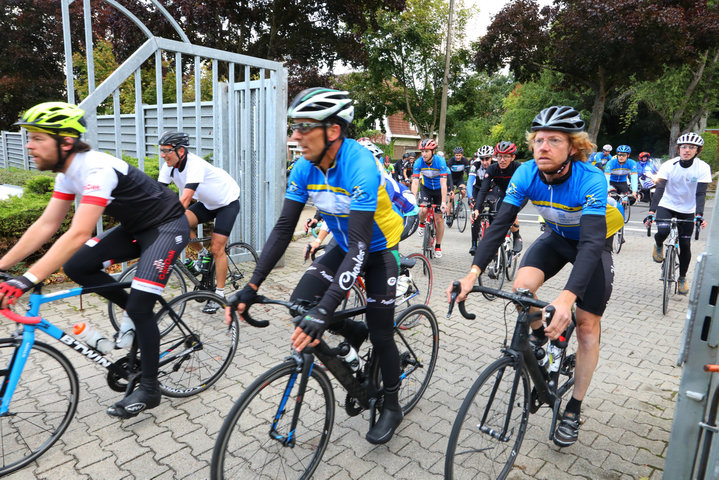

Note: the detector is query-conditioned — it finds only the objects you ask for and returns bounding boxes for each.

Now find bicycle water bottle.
[184,258,201,275]
[73,323,113,354]
[547,343,562,373]
[198,247,212,274]
[534,347,549,368]
[338,342,363,372]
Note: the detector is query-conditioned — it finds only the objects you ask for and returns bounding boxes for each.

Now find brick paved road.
[5,199,710,479]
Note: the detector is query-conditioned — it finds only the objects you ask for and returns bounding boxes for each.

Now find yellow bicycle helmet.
[15,102,87,138]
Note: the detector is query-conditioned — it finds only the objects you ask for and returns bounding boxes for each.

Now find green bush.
[701,131,718,172]
[24,175,54,195]
[0,167,55,186]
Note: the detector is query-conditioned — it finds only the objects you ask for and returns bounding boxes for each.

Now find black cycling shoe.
[469,243,477,256]
[553,410,582,447]
[107,379,162,419]
[512,235,523,253]
[366,389,403,445]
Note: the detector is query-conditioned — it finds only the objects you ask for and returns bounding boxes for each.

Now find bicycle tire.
[211,360,335,480]
[369,304,439,415]
[456,202,468,233]
[396,253,433,317]
[480,247,505,301]
[423,219,434,259]
[613,227,624,254]
[624,202,631,223]
[108,263,188,332]
[445,356,530,480]
[662,245,674,315]
[671,247,680,295]
[505,242,519,282]
[0,338,79,476]
[224,242,259,293]
[153,292,239,397]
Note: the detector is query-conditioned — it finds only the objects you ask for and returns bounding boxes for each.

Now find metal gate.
[61,0,287,250]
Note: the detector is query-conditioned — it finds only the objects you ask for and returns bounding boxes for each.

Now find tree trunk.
[586,67,606,143]
[667,50,712,151]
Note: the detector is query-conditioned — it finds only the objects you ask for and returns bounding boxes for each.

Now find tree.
[339,0,471,140]
[475,0,708,142]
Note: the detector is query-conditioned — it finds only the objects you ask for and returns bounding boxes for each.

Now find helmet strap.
[311,124,338,167]
[52,137,74,172]
[175,146,188,171]
[540,155,573,185]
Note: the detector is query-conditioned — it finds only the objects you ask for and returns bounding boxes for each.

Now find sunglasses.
[480,157,491,161]
[290,122,325,134]
[159,147,175,154]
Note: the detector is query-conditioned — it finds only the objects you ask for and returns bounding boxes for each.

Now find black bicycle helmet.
[531,106,585,132]
[453,147,464,154]
[159,131,190,147]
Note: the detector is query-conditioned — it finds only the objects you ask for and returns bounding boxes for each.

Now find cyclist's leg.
[432,189,445,246]
[107,215,190,418]
[653,206,672,251]
[364,247,402,444]
[205,200,239,291]
[676,213,695,278]
[63,225,141,310]
[184,208,201,252]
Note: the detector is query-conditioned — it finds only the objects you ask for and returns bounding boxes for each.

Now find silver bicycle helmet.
[288,88,354,125]
[478,145,494,157]
[357,137,384,161]
[531,106,585,132]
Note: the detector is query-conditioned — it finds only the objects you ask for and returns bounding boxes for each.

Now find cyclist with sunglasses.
[449,106,624,448]
[157,131,240,314]
[412,138,450,258]
[604,144,639,203]
[227,88,406,445]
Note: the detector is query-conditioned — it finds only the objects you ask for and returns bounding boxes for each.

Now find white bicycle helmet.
[357,137,384,161]
[531,106,585,132]
[676,132,704,147]
[478,145,494,157]
[288,87,354,125]
[602,144,612,152]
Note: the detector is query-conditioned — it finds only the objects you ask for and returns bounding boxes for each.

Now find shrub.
[701,131,718,173]
[0,167,54,186]
[24,175,54,195]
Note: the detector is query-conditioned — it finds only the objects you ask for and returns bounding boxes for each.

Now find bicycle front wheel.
[211,360,335,480]
[456,202,468,233]
[624,202,631,223]
[108,263,188,332]
[445,356,530,480]
[0,339,79,476]
[423,221,434,259]
[613,227,624,254]
[154,292,238,397]
[392,304,439,414]
[662,245,675,315]
[224,242,259,293]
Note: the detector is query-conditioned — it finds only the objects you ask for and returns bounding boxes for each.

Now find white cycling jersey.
[159,152,240,210]
[656,156,712,214]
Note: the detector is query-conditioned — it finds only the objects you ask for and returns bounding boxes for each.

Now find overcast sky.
[464,0,553,44]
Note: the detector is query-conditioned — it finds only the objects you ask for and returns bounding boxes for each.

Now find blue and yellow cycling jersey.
[605,158,638,191]
[412,154,450,190]
[286,138,404,252]
[504,160,624,240]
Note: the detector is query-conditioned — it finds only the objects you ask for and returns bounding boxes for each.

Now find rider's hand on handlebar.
[643,213,655,227]
[544,293,575,341]
[0,274,37,308]
[446,270,479,303]
[225,283,258,326]
[440,202,447,214]
[291,306,329,352]
[695,215,707,229]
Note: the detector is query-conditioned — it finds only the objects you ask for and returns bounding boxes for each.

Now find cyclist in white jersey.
[158,132,241,313]
[644,132,711,294]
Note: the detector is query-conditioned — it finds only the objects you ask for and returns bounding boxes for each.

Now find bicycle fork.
[270,352,314,447]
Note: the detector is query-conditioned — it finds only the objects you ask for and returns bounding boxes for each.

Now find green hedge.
[701,131,718,173]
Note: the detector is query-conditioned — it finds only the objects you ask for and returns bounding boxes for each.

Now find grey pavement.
[5,198,711,479]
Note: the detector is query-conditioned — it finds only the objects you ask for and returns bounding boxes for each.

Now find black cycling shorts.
[519,229,614,316]
[189,199,240,236]
[418,186,443,212]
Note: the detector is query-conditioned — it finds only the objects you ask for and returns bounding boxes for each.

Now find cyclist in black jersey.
[472,141,523,254]
[0,102,189,419]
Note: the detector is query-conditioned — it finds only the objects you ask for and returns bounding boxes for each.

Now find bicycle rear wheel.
[662,245,675,315]
[445,356,530,480]
[211,360,335,480]
[108,262,188,332]
[624,201,631,223]
[456,202,468,233]
[396,253,432,316]
[479,247,505,301]
[423,220,434,259]
[0,339,79,476]
[154,292,238,397]
[224,242,259,293]
[391,304,439,414]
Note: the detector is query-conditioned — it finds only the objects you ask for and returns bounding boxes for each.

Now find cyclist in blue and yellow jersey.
[226,88,407,445]
[0,102,190,419]
[636,151,660,203]
[604,144,639,203]
[411,138,450,257]
[589,144,613,170]
[449,105,624,448]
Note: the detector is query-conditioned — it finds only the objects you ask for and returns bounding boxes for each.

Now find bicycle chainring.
[344,394,364,416]
[107,355,140,392]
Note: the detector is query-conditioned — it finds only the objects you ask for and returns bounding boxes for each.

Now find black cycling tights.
[654,207,694,277]
[291,244,400,390]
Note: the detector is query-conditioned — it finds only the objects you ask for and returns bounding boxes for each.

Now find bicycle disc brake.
[107,355,140,392]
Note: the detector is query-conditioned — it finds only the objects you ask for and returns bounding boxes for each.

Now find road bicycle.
[647,217,701,315]
[474,205,519,301]
[446,189,468,233]
[0,280,239,476]
[421,203,440,259]
[211,295,439,479]
[108,236,258,329]
[445,282,577,479]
